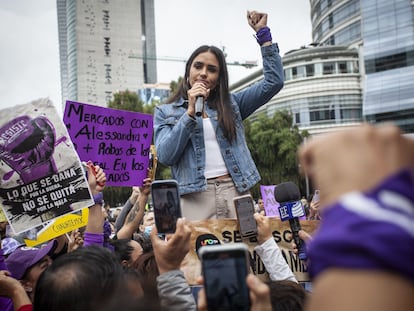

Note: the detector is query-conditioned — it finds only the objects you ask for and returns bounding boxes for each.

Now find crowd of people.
[1,8,414,311]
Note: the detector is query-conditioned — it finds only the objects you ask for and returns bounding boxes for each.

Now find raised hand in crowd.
[150,218,196,311]
[86,161,106,195]
[0,270,31,311]
[67,229,84,253]
[298,123,414,311]
[254,213,297,282]
[84,163,107,243]
[196,273,272,311]
[117,178,152,239]
[299,123,414,208]
[291,230,313,257]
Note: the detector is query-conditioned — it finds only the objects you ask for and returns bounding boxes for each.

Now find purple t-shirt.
[307,169,414,282]
[0,249,14,311]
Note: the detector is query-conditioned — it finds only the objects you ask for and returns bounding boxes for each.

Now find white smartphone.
[233,194,257,238]
[199,243,251,311]
[151,179,181,234]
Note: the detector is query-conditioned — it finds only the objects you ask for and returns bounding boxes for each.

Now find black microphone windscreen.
[195,233,221,258]
[274,182,301,203]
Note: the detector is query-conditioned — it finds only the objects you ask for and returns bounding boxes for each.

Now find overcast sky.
[0,0,311,117]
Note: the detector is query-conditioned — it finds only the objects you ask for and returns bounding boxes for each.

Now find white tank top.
[203,118,229,179]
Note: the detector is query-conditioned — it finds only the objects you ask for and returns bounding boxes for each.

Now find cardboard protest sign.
[0,99,94,234]
[24,207,89,247]
[181,218,319,284]
[63,101,153,187]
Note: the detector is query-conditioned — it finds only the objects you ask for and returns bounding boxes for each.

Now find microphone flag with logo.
[275,181,307,261]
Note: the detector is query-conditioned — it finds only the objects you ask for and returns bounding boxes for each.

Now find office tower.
[310,0,414,132]
[57,0,157,108]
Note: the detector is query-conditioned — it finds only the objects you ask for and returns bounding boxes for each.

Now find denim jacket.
[154,43,284,195]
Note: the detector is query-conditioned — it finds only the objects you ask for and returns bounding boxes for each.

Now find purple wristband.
[255,26,272,45]
[93,192,104,205]
[83,232,104,247]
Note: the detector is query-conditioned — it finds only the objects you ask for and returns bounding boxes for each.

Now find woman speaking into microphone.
[153,10,284,220]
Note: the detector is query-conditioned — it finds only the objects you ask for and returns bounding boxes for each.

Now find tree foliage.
[244,111,309,199]
[108,90,144,112]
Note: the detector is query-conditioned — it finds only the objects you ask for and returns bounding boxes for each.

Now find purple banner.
[0,99,93,234]
[63,101,153,187]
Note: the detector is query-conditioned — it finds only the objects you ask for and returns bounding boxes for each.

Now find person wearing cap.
[5,240,57,302]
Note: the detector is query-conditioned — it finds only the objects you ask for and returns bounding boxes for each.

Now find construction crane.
[129,47,258,69]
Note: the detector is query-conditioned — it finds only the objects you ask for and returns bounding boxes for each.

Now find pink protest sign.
[63,101,153,187]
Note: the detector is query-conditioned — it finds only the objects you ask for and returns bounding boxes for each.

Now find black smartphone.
[151,179,181,234]
[199,243,251,311]
[233,194,257,238]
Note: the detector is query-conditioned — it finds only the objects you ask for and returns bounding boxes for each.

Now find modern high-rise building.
[235,0,414,134]
[310,0,414,132]
[57,0,157,108]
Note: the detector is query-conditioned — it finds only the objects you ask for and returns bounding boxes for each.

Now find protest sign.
[0,98,94,234]
[24,208,89,247]
[260,185,279,217]
[63,101,153,187]
[260,184,306,219]
[181,218,319,284]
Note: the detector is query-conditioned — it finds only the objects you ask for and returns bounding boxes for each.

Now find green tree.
[244,111,309,199]
[108,90,144,112]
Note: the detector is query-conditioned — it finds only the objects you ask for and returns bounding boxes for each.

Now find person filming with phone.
[154,10,284,220]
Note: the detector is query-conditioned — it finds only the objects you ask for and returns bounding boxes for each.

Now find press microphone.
[195,96,204,117]
[275,181,307,261]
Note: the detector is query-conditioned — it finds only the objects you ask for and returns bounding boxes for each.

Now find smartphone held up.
[233,194,257,238]
[199,243,251,311]
[150,179,181,234]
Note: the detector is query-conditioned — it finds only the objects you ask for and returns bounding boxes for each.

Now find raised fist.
[0,115,57,183]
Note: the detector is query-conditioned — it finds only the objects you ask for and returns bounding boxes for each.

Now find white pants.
[180,177,248,220]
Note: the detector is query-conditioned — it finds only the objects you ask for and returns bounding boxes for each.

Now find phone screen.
[234,196,257,237]
[151,180,181,234]
[201,246,250,311]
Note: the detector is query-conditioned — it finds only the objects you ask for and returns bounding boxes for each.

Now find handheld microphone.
[275,181,307,261]
[195,96,204,117]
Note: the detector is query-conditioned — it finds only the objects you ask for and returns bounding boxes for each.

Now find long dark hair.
[166,45,237,142]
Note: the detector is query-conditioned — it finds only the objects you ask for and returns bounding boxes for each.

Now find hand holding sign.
[86,162,106,194]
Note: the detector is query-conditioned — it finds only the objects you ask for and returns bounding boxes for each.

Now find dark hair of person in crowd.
[267,280,307,311]
[133,250,159,300]
[133,231,153,253]
[33,245,141,311]
[110,238,135,264]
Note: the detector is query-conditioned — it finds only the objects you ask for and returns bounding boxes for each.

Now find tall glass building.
[57,0,157,108]
[310,0,414,132]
